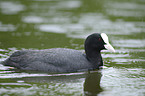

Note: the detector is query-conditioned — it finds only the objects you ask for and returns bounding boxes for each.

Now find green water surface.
[0,0,145,96]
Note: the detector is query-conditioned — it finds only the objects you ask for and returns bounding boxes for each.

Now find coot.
[3,33,115,73]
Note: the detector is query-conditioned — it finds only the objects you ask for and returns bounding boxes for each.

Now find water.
[0,0,145,96]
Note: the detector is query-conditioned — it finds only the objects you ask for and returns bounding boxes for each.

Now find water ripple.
[0,72,86,78]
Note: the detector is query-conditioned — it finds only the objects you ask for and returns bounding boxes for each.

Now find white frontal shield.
[101,33,115,52]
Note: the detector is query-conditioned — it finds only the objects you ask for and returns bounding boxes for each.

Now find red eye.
[99,38,101,41]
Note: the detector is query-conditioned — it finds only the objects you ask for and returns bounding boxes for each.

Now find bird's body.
[2,33,115,73]
[3,48,102,72]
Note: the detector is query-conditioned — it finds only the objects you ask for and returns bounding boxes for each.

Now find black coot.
[3,33,115,73]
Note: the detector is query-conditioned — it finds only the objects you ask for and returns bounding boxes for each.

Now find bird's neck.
[85,49,103,69]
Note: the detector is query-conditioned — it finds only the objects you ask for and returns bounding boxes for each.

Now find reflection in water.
[21,71,103,96]
[0,70,103,96]
[84,71,103,96]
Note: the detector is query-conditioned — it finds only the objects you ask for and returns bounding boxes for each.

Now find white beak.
[104,43,115,52]
[101,33,115,52]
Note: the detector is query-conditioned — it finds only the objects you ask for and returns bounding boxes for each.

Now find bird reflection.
[84,71,103,96]
[12,70,103,96]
